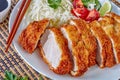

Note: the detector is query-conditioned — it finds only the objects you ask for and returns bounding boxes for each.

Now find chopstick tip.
[5,46,9,52]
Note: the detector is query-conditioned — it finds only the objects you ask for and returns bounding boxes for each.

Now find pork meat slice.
[70,19,97,67]
[99,15,120,64]
[89,21,115,68]
[61,24,88,76]
[38,28,72,75]
[18,19,49,53]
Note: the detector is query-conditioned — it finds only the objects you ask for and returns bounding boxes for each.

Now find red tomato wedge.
[86,9,100,22]
[72,0,100,22]
[71,7,89,19]
[73,0,83,8]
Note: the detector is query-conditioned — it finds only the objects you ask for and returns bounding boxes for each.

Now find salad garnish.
[71,0,112,22]
[48,0,62,9]
[71,0,101,22]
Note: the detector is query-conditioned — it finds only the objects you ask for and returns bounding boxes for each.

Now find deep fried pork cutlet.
[38,28,72,74]
[70,19,97,67]
[61,24,88,76]
[106,12,120,23]
[18,19,49,53]
[18,12,120,77]
[99,15,120,64]
[89,21,115,68]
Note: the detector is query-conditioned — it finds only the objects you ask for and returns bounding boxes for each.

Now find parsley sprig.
[4,71,44,80]
[48,0,62,9]
[82,0,101,10]
[4,71,28,80]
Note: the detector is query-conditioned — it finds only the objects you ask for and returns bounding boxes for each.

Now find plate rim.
[9,0,120,80]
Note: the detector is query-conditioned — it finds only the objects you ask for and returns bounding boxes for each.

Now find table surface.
[0,0,49,80]
[0,0,120,80]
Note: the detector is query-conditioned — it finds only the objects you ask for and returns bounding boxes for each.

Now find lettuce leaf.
[82,0,101,10]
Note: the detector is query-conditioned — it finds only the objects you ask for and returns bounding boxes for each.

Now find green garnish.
[4,71,28,80]
[47,0,62,9]
[99,1,112,16]
[4,70,50,80]
[95,0,101,10]
[39,75,44,80]
[82,0,101,10]
[19,76,28,80]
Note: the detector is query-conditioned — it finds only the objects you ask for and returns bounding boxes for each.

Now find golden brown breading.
[38,28,73,75]
[106,12,120,23]
[61,24,88,76]
[50,28,73,74]
[70,19,97,67]
[99,15,120,64]
[18,19,49,53]
[89,21,115,68]
[106,12,120,34]
[71,41,88,76]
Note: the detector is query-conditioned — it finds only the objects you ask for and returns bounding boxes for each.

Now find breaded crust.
[62,25,88,76]
[89,21,115,68]
[106,12,120,34]
[108,13,120,63]
[71,19,97,67]
[50,28,73,74]
[99,15,120,63]
[106,12,120,23]
[71,41,88,76]
[18,19,49,53]
[38,28,73,75]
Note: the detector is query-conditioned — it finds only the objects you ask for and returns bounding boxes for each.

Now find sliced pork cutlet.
[70,19,97,67]
[99,15,120,64]
[18,19,49,53]
[106,12,120,34]
[89,21,115,68]
[61,24,89,76]
[38,28,72,75]
[106,12,120,23]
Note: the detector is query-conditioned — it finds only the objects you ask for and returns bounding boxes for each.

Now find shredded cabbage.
[25,0,75,26]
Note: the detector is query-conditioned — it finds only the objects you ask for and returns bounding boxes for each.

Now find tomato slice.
[72,0,100,22]
[71,7,89,19]
[86,9,100,22]
[73,0,83,8]
[71,9,77,17]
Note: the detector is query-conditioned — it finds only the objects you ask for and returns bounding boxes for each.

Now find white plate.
[9,0,120,80]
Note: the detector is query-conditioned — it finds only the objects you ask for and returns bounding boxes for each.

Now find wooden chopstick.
[111,0,120,8]
[5,0,31,52]
[6,0,26,44]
